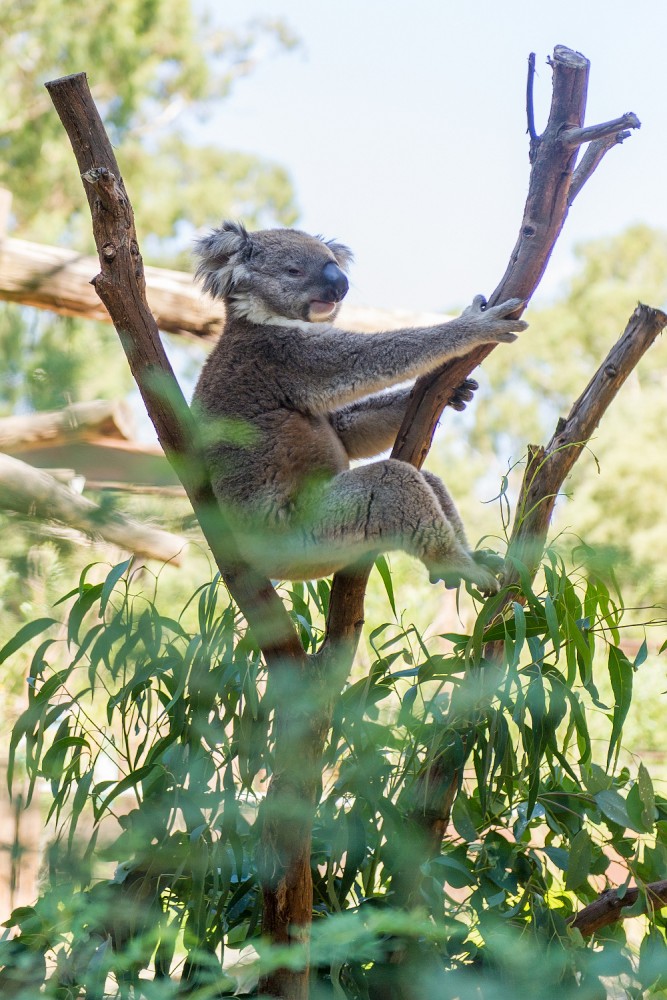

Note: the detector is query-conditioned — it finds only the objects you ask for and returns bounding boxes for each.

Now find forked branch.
[322,44,640,651]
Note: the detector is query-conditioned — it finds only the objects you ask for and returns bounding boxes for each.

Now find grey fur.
[192,224,528,593]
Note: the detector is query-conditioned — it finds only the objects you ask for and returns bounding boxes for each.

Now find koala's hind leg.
[308,459,499,593]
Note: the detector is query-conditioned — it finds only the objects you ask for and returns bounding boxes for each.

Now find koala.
[192,222,527,594]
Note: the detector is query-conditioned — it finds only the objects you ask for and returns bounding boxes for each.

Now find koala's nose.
[321,261,349,301]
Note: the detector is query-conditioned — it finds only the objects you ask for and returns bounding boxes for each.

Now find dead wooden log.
[0,452,186,563]
[0,399,134,452]
[0,213,443,340]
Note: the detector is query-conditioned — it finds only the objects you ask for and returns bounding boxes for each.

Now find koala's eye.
[287,267,304,277]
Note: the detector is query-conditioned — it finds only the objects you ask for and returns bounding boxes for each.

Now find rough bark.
[570,879,667,936]
[0,452,186,563]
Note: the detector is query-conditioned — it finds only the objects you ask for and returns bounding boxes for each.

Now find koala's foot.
[449,378,479,412]
[429,554,501,597]
[472,548,506,577]
[463,294,528,345]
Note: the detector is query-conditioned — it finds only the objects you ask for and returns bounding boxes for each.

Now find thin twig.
[526,52,539,160]
[561,112,640,148]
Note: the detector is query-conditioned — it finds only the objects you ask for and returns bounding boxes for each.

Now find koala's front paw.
[465,294,528,345]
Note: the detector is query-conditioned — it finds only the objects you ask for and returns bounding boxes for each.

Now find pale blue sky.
[201,0,666,313]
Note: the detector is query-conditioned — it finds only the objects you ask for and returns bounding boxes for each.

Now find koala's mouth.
[308,300,338,321]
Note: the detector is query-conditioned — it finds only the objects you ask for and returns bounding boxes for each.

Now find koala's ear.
[193,221,252,299]
[325,239,354,272]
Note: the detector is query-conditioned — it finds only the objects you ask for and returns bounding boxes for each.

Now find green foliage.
[0,0,298,249]
[2,556,666,996]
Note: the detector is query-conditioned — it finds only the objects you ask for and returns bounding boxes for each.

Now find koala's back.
[193,321,348,522]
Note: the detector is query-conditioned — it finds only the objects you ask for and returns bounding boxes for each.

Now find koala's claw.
[449,377,479,412]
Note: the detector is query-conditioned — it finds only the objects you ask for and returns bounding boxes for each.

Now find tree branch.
[526,52,539,155]
[46,71,313,1000]
[0,452,186,563]
[505,303,667,586]
[568,131,635,206]
[45,72,303,665]
[393,303,666,916]
[561,112,640,148]
[570,879,667,936]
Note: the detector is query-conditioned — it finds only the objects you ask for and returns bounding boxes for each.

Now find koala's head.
[194,221,353,325]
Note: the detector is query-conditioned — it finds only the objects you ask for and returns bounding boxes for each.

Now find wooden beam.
[0,218,445,341]
[0,452,186,564]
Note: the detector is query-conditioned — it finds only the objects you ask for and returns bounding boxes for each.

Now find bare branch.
[45,72,303,665]
[322,45,640,652]
[569,131,634,205]
[570,879,667,936]
[389,303,666,913]
[506,303,667,586]
[561,111,640,148]
[0,452,186,563]
[388,47,640,471]
[526,52,539,155]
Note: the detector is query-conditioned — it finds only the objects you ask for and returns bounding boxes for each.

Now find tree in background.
[0,0,300,650]
[0,0,297,249]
